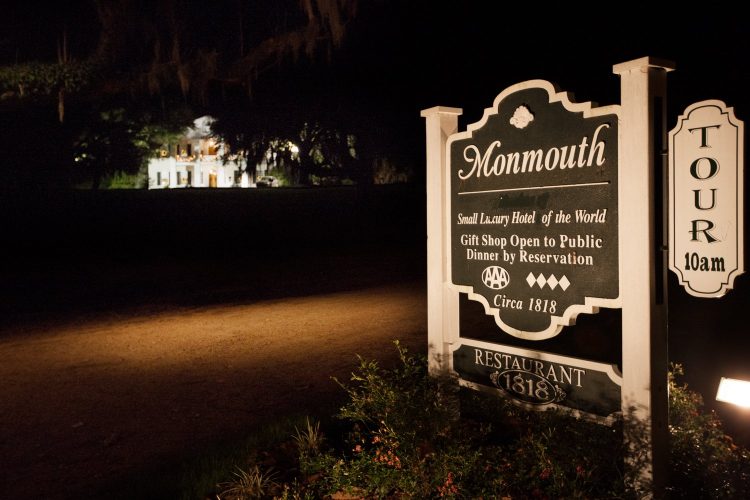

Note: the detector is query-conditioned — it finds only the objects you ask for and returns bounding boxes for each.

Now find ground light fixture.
[716,377,750,408]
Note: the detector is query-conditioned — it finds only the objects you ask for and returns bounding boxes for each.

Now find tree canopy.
[0,0,383,188]
[2,1,359,106]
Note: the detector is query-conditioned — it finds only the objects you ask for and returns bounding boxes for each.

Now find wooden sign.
[668,100,745,297]
[425,58,677,495]
[448,81,620,340]
[453,341,621,423]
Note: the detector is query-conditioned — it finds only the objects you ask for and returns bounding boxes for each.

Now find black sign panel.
[449,83,619,339]
[453,344,621,422]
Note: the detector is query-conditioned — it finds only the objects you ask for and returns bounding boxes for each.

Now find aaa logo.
[482,266,510,290]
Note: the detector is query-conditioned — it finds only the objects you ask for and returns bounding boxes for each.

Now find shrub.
[667,363,750,498]
[205,345,750,499]
[310,342,626,498]
[103,170,142,189]
[217,465,278,499]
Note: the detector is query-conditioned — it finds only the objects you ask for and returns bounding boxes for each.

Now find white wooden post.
[613,57,674,496]
[421,106,462,375]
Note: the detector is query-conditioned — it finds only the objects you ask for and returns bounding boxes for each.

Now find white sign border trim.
[445,80,622,340]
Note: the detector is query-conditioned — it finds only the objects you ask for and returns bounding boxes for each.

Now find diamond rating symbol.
[559,275,570,291]
[536,274,547,288]
[547,274,559,290]
[525,272,571,291]
[526,272,536,287]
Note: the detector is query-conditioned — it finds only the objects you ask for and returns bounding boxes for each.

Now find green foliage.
[0,60,96,123]
[180,417,309,500]
[102,170,143,189]
[73,107,189,188]
[201,348,750,499]
[313,342,626,498]
[667,363,750,498]
[297,122,360,185]
[293,418,323,455]
[0,61,93,97]
[211,120,365,187]
[293,417,325,470]
[217,465,278,500]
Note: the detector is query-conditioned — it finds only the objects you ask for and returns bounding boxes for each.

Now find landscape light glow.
[716,377,750,408]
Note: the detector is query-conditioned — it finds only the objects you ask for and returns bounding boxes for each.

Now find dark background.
[2,1,749,443]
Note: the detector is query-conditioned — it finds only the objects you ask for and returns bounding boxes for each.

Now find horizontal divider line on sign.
[458,181,610,195]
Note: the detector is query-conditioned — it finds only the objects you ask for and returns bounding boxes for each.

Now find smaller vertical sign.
[669,100,744,297]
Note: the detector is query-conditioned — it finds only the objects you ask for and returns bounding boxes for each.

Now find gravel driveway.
[0,282,426,499]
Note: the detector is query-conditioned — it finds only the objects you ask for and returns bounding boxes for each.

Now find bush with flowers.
[212,342,750,499]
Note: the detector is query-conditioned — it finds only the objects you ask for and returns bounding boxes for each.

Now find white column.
[421,106,462,375]
[194,161,202,187]
[613,56,674,497]
[168,159,177,188]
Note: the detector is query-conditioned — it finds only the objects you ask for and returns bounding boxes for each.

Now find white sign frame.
[423,57,675,496]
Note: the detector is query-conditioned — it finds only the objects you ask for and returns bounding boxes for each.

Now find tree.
[88,0,359,107]
[72,108,190,189]
[0,0,362,189]
[0,55,94,124]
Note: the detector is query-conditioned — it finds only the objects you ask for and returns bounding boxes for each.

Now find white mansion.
[148,116,250,189]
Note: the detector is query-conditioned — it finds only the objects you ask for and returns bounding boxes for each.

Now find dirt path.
[0,282,426,499]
